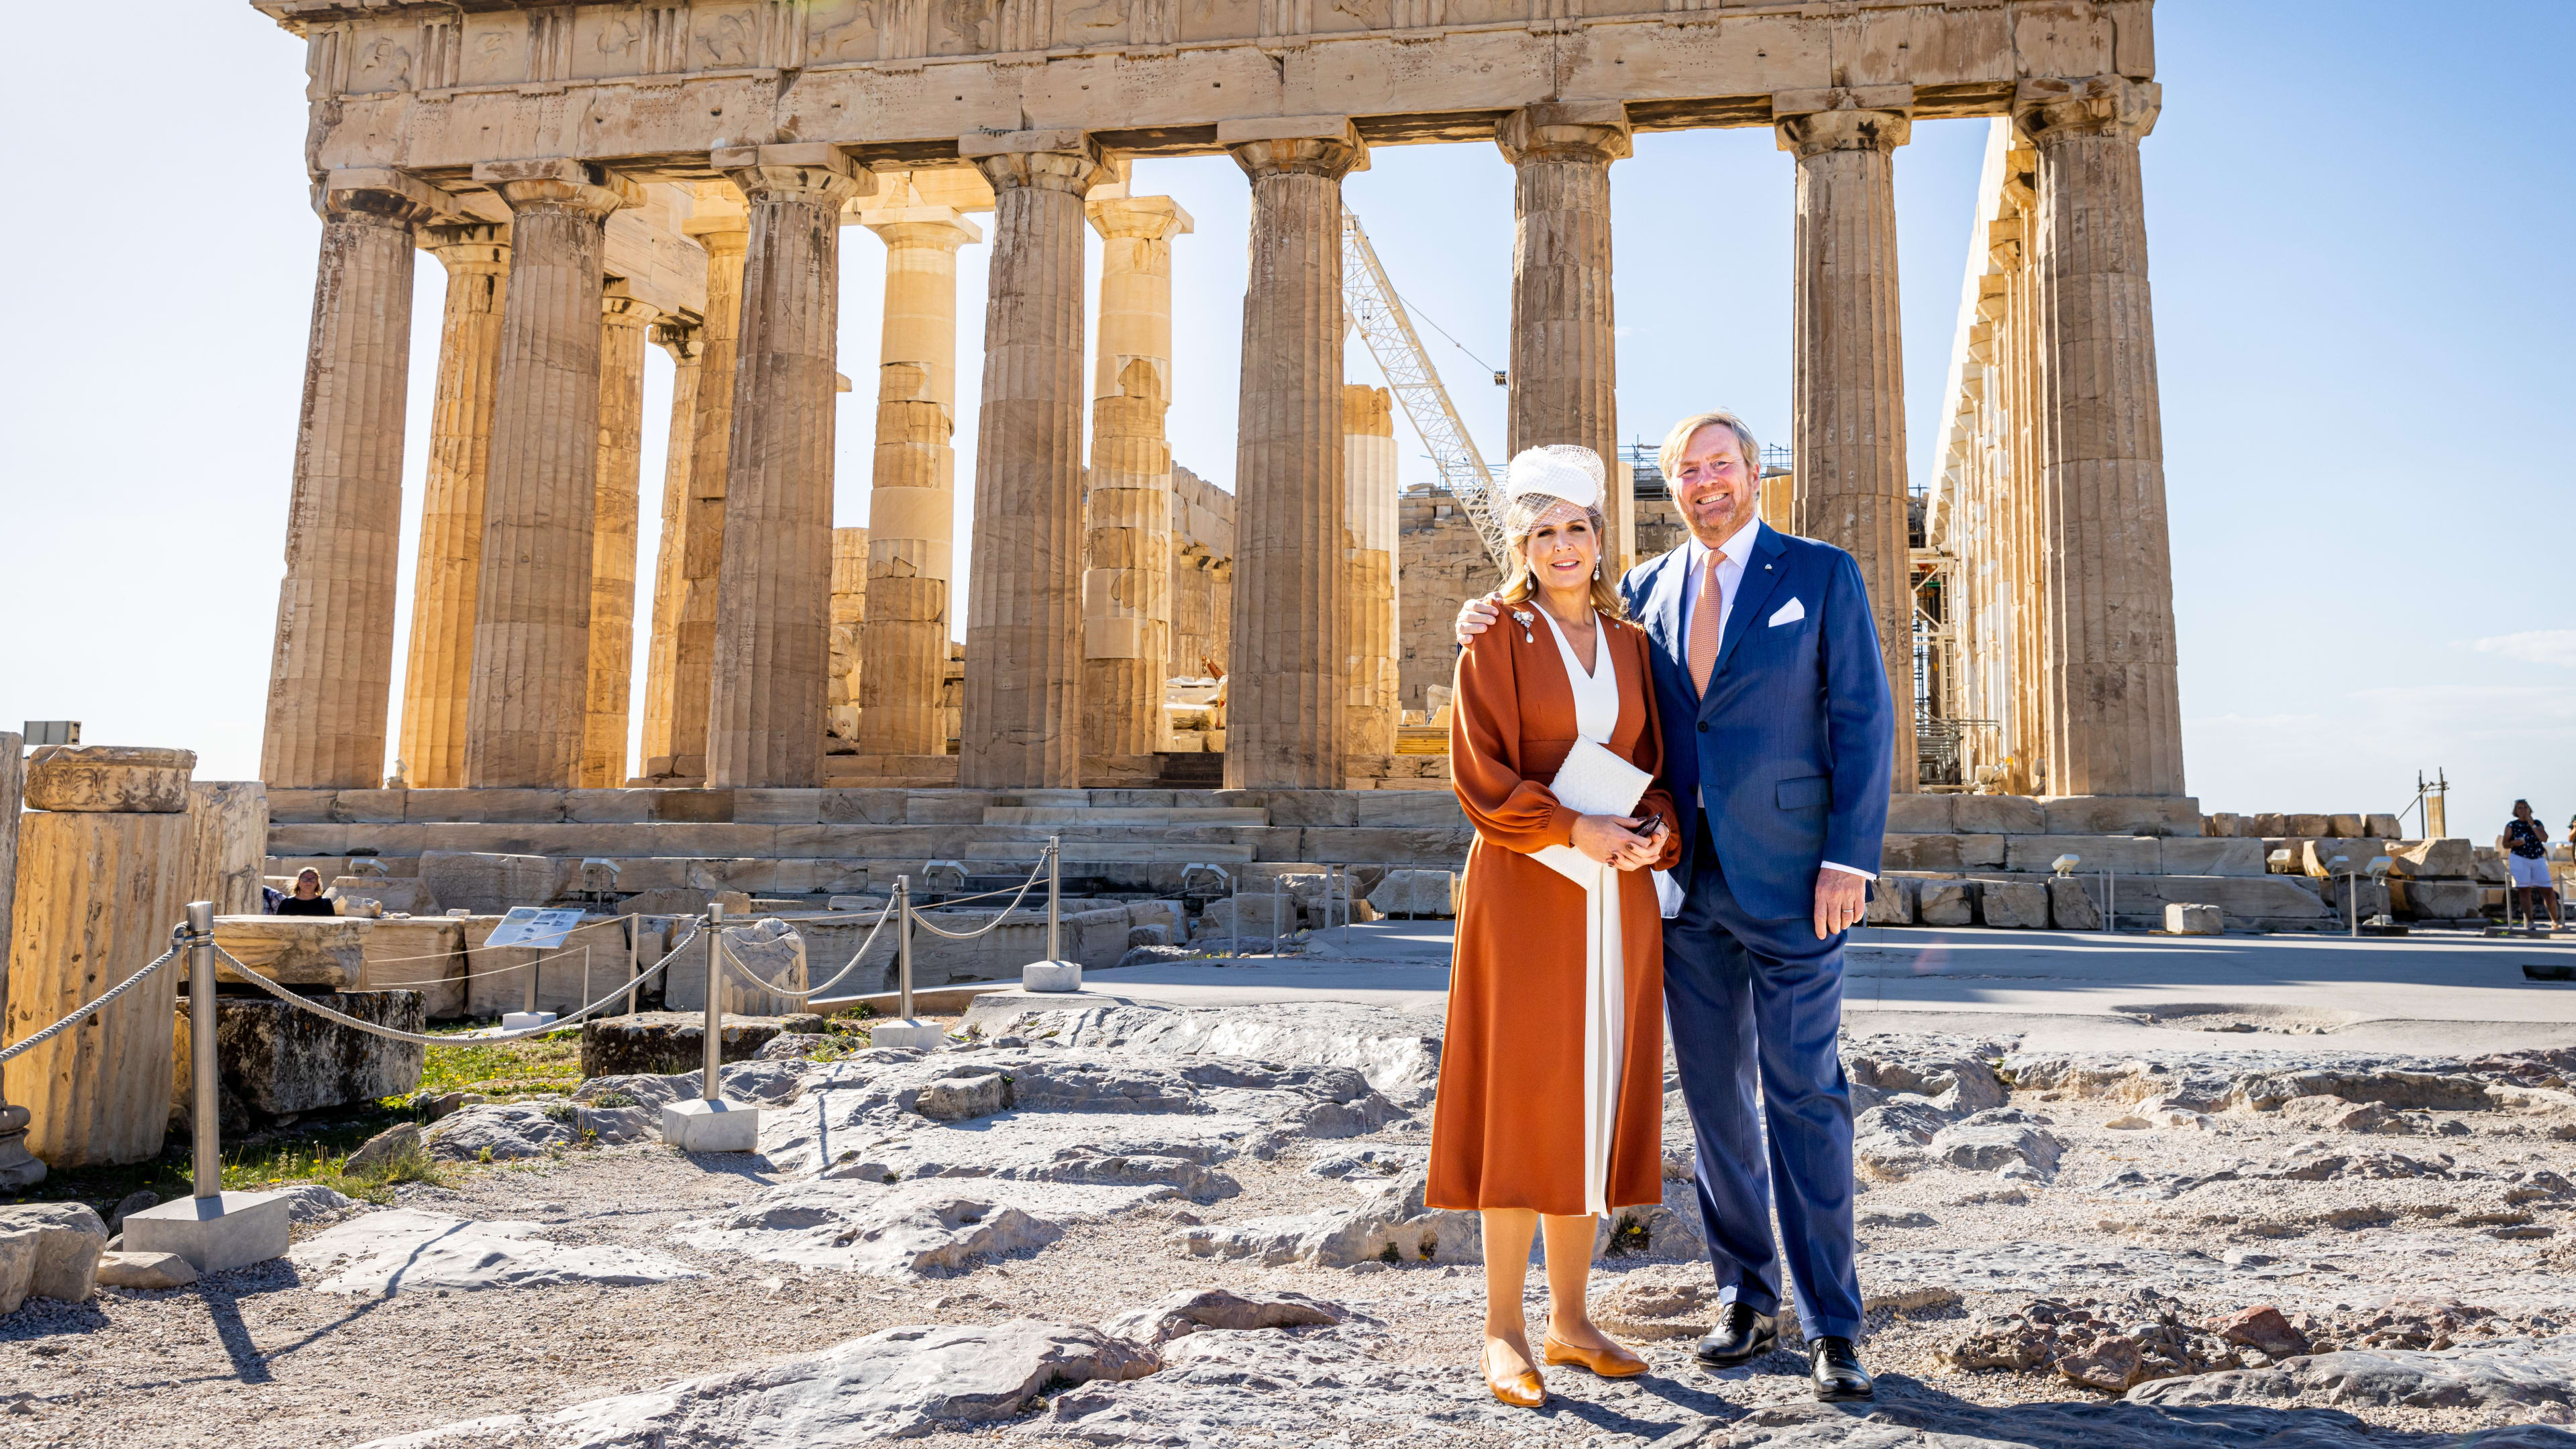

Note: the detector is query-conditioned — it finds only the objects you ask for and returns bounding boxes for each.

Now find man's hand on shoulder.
[1454,594,1501,647]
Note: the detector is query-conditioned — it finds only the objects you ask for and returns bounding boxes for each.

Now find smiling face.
[294,869,321,898]
[1514,500,1601,602]
[1673,423,1761,547]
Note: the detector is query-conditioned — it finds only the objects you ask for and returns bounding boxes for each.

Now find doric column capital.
[1087,194,1195,242]
[961,129,1116,197]
[2014,76,2160,145]
[650,315,703,365]
[864,207,984,251]
[1494,101,1631,166]
[472,158,641,219]
[313,166,458,227]
[714,142,875,209]
[419,220,510,272]
[1220,116,1368,180]
[602,280,662,329]
[1772,86,1914,159]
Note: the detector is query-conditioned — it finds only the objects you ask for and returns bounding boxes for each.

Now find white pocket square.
[1769,597,1805,627]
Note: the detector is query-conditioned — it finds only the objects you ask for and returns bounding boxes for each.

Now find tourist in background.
[1432,445,1680,1409]
[2505,801,2557,928]
[273,867,338,917]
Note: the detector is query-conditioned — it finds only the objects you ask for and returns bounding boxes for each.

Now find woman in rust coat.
[1430,445,1682,1407]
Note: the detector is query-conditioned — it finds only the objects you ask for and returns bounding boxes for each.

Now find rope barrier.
[0,927,185,1065]
[211,923,704,1048]
[325,914,637,969]
[714,903,896,1004]
[908,855,1050,941]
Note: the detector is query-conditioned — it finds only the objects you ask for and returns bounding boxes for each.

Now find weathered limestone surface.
[0,735,33,1189]
[1170,466,1237,688]
[637,319,703,777]
[1342,385,1400,767]
[211,918,368,989]
[707,146,870,790]
[580,1012,826,1079]
[397,221,509,789]
[262,172,441,790]
[670,186,752,782]
[1227,121,1364,790]
[3,749,195,1168]
[959,133,1103,789]
[581,284,657,788]
[1083,194,1192,768]
[465,160,635,788]
[171,991,425,1118]
[184,782,271,917]
[860,204,979,759]
[827,527,870,747]
[1498,101,1629,571]
[1779,88,1915,793]
[2019,76,2185,799]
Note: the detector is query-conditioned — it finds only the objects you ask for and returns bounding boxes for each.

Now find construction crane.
[1340,211,1512,576]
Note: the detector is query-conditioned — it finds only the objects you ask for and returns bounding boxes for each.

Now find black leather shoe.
[1811,1336,1874,1402]
[1694,1302,1778,1368]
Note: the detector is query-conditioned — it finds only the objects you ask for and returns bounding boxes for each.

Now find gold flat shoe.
[1544,1330,1650,1378]
[1483,1342,1547,1407]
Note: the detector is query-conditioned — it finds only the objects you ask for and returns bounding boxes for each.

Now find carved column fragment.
[637,317,702,775]
[2019,77,2185,798]
[261,171,443,789]
[1083,195,1193,769]
[957,132,1105,789]
[669,187,751,782]
[0,733,33,1189]
[1343,384,1401,766]
[858,208,980,758]
[396,221,508,789]
[1778,88,1917,793]
[1224,119,1366,790]
[582,284,658,787]
[463,160,634,788]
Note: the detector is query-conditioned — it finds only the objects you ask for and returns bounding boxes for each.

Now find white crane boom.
[1339,211,1512,577]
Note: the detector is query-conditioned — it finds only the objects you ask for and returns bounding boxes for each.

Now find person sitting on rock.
[274,867,339,917]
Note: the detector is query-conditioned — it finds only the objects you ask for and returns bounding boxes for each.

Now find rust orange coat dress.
[1428,606,1683,1217]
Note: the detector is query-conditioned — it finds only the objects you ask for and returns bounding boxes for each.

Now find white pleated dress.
[1537,607,1627,1216]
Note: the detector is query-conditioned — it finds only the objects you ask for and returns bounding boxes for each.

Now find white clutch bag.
[1532,737,1653,885]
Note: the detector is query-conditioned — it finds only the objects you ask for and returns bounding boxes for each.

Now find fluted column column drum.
[582,284,658,787]
[637,318,702,775]
[669,186,751,782]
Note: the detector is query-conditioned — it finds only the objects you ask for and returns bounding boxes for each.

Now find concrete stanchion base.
[661,1098,761,1152]
[870,1018,946,1051]
[1021,960,1083,993]
[500,1011,559,1031]
[123,1190,291,1273]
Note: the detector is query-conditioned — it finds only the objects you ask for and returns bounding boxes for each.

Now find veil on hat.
[1501,445,1605,533]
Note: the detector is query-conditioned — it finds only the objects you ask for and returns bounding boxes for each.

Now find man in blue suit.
[1458,409,1892,1401]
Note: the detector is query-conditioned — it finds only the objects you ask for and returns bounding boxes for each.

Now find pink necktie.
[1688,551,1728,697]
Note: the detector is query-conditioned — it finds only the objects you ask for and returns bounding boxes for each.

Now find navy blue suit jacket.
[1619,523,1896,922]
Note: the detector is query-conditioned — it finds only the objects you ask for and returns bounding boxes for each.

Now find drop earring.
[1593,563,1602,580]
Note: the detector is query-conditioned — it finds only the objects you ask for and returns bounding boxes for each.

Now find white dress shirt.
[1676,517,1872,883]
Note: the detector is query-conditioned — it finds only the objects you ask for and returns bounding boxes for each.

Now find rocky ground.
[7,998,2576,1448]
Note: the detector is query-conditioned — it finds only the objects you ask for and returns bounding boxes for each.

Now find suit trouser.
[1664,828,1863,1340]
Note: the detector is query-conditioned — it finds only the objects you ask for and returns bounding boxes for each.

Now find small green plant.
[586,1091,636,1110]
[477,1145,496,1164]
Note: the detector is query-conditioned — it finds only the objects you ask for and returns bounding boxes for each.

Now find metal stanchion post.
[702,901,725,1106]
[525,937,541,1016]
[1046,837,1062,966]
[186,902,219,1200]
[899,876,916,1022]
[624,915,640,1016]
[659,901,761,1151]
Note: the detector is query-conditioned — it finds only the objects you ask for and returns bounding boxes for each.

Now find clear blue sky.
[2,1,2567,840]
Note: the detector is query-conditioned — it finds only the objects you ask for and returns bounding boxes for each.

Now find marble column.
[704,146,871,789]
[1082,194,1193,768]
[1776,87,1917,793]
[637,317,702,776]
[669,186,751,782]
[2017,76,2184,799]
[1498,102,1629,572]
[581,283,657,788]
[260,169,445,790]
[1222,118,1366,790]
[957,131,1106,789]
[0,733,36,1189]
[857,208,980,758]
[396,221,508,789]
[462,160,634,788]
[828,526,868,745]
[1343,384,1400,765]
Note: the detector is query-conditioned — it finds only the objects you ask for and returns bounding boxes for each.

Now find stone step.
[967,841,1254,865]
[980,806,1271,826]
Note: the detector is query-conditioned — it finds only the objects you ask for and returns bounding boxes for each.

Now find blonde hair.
[1658,409,1762,486]
[1498,495,1626,619]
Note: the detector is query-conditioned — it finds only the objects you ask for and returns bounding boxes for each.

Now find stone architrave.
[637,317,703,776]
[1776,87,1917,793]
[957,131,1108,789]
[1343,384,1400,766]
[260,169,447,790]
[396,221,509,789]
[0,733,35,1188]
[669,185,752,782]
[857,207,981,758]
[1082,194,1194,771]
[3,747,196,1169]
[2016,76,2186,798]
[1497,102,1631,572]
[705,145,872,789]
[580,284,659,788]
[183,782,270,917]
[1222,117,1366,790]
[463,158,637,788]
